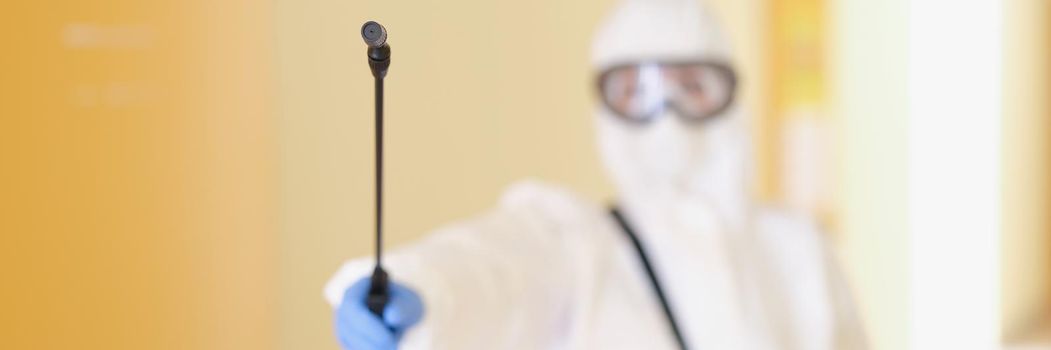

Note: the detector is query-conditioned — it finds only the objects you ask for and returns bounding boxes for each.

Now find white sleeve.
[324,181,611,349]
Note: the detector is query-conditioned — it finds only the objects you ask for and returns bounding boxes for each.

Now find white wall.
[908,1,1001,348]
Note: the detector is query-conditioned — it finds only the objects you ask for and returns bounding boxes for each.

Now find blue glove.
[335,277,424,350]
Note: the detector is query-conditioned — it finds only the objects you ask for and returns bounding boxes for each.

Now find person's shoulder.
[752,206,831,271]
[418,179,603,238]
[488,179,612,233]
[752,208,848,342]
[498,179,604,217]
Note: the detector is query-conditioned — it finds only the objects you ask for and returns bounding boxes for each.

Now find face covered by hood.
[592,0,752,233]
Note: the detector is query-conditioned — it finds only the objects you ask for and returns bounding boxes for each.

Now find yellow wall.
[273,0,766,348]
[0,1,277,349]
[1002,0,1051,340]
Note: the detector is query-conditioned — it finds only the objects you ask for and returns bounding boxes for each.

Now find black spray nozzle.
[361,21,390,78]
[361,21,388,48]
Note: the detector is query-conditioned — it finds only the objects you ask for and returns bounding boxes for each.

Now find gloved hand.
[335,277,424,350]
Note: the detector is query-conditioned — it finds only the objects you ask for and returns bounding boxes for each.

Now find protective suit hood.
[591,0,732,68]
[592,0,752,233]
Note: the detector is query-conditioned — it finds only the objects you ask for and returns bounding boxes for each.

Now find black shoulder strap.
[609,206,689,350]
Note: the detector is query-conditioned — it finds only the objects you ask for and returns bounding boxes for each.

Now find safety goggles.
[596,61,737,124]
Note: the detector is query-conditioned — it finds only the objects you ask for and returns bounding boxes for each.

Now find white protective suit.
[326,0,867,348]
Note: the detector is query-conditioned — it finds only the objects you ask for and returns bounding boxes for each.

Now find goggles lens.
[598,62,737,123]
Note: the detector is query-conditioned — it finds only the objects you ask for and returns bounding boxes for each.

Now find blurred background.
[0,0,1046,349]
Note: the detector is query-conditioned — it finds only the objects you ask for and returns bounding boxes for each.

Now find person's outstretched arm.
[324,182,611,349]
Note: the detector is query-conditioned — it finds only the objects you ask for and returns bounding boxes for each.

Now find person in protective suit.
[327,0,867,348]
